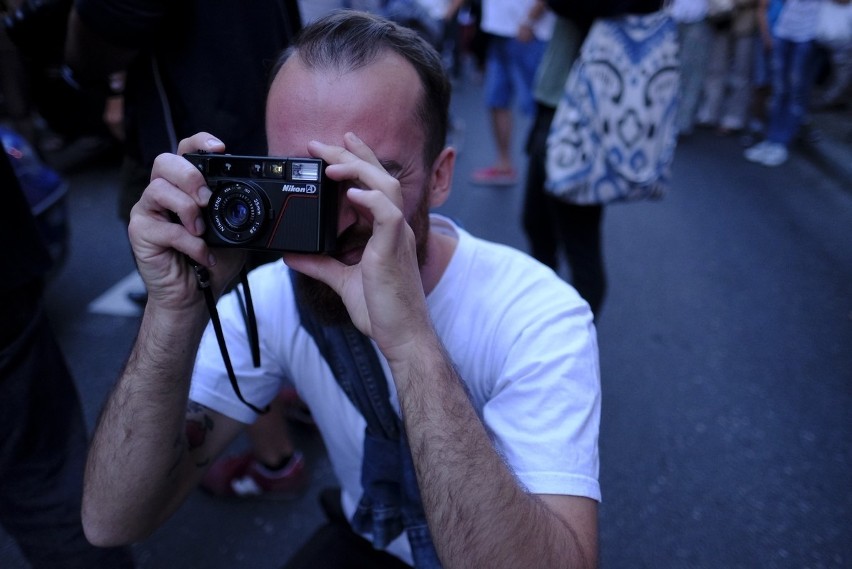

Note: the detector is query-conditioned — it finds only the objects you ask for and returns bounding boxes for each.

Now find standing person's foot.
[744,141,789,167]
[470,165,517,186]
[758,143,789,166]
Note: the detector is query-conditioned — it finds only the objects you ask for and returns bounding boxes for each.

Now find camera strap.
[191,261,268,415]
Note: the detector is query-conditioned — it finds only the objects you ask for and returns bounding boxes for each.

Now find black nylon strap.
[193,261,268,415]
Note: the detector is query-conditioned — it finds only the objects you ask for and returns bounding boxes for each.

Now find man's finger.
[176,132,225,156]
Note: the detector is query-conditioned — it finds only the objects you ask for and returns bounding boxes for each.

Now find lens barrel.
[207,181,267,244]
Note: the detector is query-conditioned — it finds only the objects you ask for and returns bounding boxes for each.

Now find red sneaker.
[470,165,517,186]
[200,450,309,499]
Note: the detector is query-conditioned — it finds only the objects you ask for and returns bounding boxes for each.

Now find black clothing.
[0,147,52,295]
[0,150,134,567]
[75,0,302,167]
[522,105,606,316]
[546,0,665,34]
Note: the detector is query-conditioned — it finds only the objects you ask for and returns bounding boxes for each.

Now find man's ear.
[428,146,456,208]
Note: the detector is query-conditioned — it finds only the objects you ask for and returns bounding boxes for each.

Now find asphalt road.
[2,71,851,568]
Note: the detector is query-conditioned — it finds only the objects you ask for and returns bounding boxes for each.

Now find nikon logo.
[282,184,317,194]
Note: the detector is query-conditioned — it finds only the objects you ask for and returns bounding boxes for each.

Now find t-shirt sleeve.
[484,299,602,501]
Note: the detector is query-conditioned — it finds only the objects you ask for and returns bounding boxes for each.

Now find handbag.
[815,0,852,48]
[545,11,680,205]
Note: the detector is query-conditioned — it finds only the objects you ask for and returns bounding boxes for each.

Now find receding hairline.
[272,43,418,84]
[267,10,451,166]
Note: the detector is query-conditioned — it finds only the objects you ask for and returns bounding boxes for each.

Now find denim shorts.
[484,34,546,114]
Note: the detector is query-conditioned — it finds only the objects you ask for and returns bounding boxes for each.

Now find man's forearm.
[392,333,595,569]
[82,303,209,546]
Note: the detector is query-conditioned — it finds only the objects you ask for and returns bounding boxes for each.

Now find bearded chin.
[293,190,431,327]
[292,271,350,326]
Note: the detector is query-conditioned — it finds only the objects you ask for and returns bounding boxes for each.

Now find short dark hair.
[272,10,451,169]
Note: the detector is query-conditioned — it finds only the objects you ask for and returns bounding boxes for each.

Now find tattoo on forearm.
[184,401,215,468]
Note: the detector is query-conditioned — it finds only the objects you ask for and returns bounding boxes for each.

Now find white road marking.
[88,271,145,317]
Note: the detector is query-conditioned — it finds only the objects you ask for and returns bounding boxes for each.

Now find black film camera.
[184,153,338,253]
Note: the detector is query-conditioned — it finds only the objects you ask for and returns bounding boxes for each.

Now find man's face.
[266,52,435,322]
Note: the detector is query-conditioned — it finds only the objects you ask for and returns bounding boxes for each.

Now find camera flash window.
[291,161,320,182]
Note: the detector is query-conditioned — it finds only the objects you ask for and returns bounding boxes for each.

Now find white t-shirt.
[773,0,822,42]
[480,0,555,41]
[669,0,708,24]
[190,215,601,564]
[416,0,449,21]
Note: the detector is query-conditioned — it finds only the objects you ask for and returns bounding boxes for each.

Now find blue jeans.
[484,35,546,114]
[766,37,816,146]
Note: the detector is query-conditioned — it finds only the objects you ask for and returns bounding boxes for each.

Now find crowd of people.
[0,0,848,567]
[673,0,852,167]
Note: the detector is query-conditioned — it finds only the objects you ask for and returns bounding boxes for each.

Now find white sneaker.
[759,143,789,167]
[744,141,771,163]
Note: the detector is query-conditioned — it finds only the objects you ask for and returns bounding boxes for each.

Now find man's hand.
[127,132,246,312]
[84,132,256,546]
[283,132,433,363]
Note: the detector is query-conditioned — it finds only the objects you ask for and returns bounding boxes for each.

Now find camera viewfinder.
[291,161,320,182]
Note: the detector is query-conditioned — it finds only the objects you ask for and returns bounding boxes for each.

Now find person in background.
[695,0,759,135]
[744,0,824,166]
[460,0,554,186]
[671,0,712,136]
[64,0,302,265]
[810,1,852,110]
[520,13,604,313]
[521,0,664,317]
[743,0,786,143]
[0,146,134,568]
[64,0,310,500]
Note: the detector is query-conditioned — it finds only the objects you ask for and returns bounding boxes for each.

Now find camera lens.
[207,182,267,244]
[224,199,251,230]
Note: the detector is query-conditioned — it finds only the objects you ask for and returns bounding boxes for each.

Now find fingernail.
[199,186,212,203]
[195,217,205,235]
[206,138,222,147]
[346,132,361,143]
[208,253,217,267]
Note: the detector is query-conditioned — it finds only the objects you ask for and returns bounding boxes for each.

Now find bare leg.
[490,107,514,170]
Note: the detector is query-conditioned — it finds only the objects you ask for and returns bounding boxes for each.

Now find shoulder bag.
[545,10,680,205]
